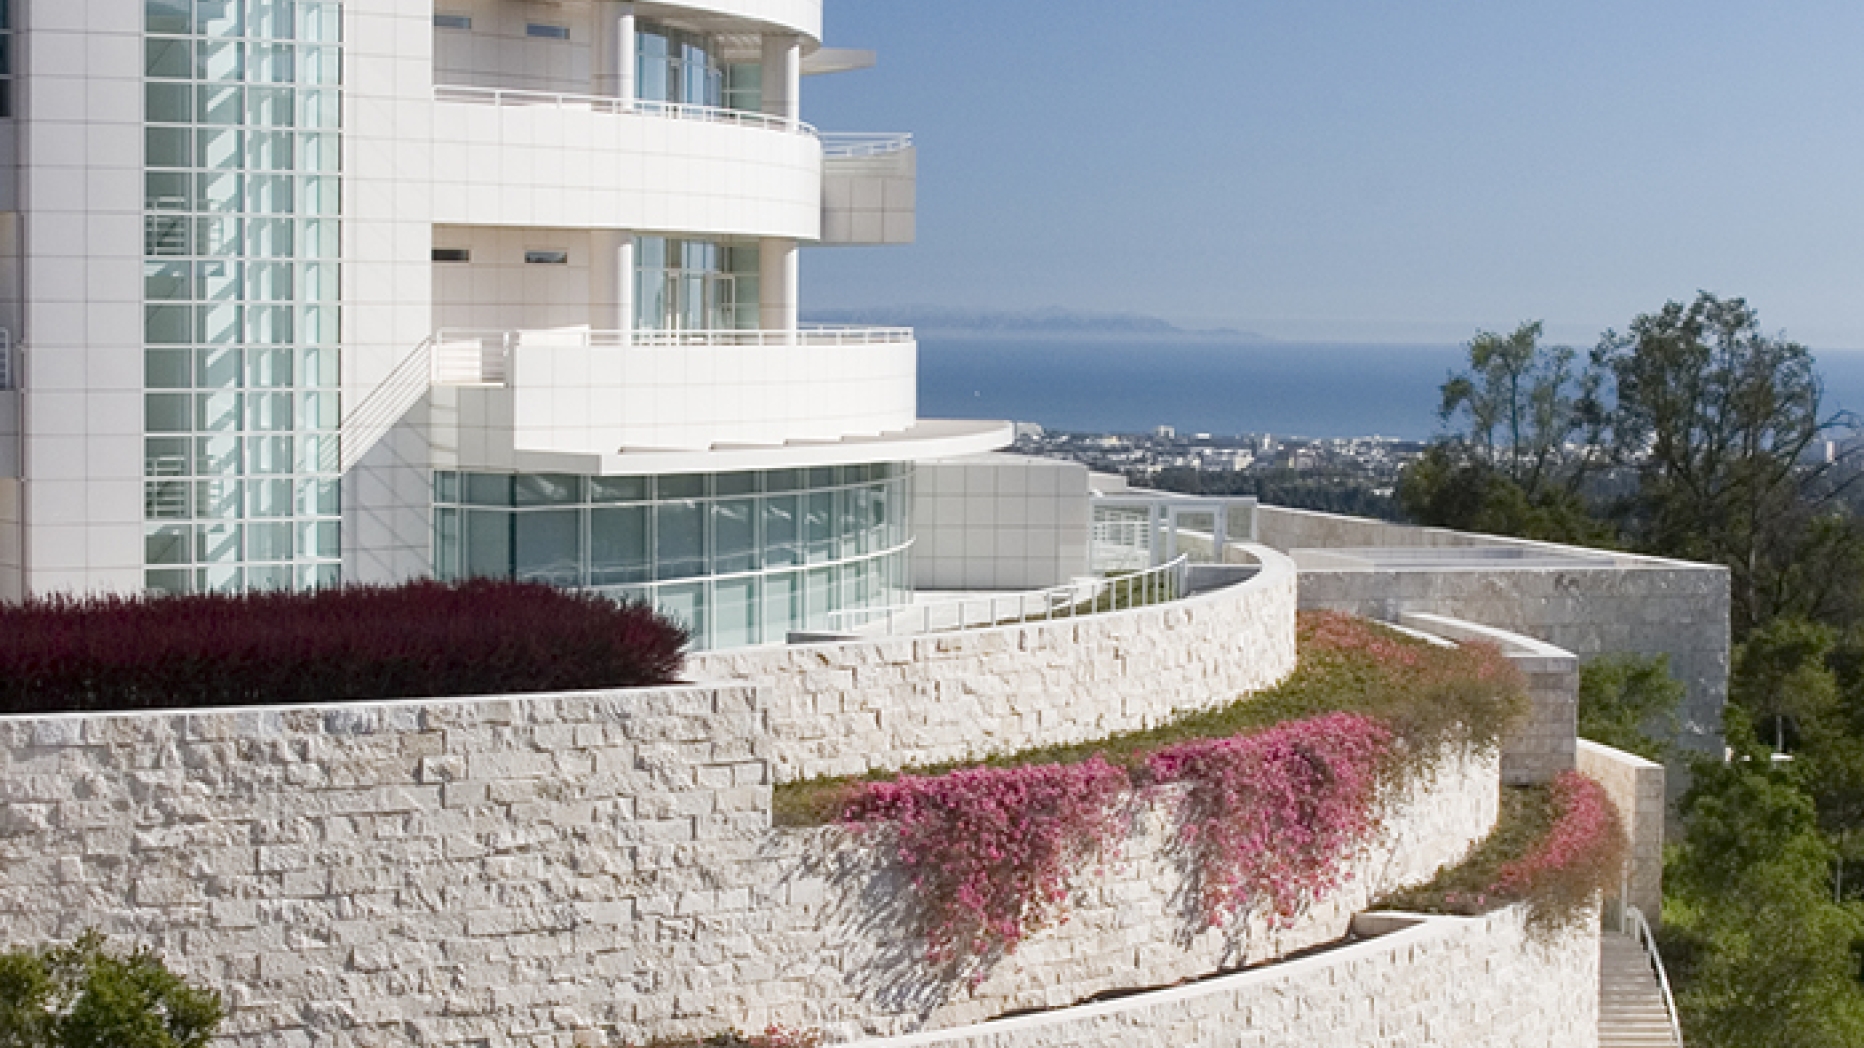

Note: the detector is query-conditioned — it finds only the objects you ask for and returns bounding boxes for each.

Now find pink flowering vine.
[1145,712,1395,928]
[1490,770,1628,931]
[840,758,1131,965]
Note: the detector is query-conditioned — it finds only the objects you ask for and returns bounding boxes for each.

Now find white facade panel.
[13,0,144,596]
[342,0,440,586]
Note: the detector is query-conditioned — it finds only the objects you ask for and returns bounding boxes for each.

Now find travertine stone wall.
[689,547,1300,783]
[1578,739,1666,921]
[1259,504,1729,759]
[0,691,1497,1047]
[839,907,1600,1048]
[1402,613,1579,786]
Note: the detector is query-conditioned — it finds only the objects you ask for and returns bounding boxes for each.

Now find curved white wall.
[665,0,824,42]
[506,336,917,454]
[431,101,821,240]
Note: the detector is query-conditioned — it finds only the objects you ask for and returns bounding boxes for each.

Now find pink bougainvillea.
[1490,770,1628,931]
[840,757,1131,964]
[1145,712,1395,928]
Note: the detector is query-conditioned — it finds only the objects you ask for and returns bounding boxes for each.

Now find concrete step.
[1599,930,1681,1047]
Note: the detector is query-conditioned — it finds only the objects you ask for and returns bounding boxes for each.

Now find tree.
[1577,654,1683,762]
[1400,321,1615,544]
[0,932,222,1048]
[1667,739,1864,1048]
[1596,292,1864,634]
[1439,320,1603,493]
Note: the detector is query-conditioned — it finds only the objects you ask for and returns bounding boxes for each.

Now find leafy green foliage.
[1597,292,1863,634]
[0,932,223,1048]
[1577,654,1684,762]
[1664,746,1864,1048]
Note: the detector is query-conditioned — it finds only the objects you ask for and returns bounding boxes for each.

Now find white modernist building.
[0,0,1010,647]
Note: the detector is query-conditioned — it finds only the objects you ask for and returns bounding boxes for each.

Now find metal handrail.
[434,84,818,137]
[330,335,440,474]
[1620,905,1685,1048]
[821,132,913,158]
[827,555,1192,637]
[432,326,915,354]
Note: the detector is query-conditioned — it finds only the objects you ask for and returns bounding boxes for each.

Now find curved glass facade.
[434,464,914,650]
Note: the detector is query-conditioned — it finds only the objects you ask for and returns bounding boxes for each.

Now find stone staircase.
[1600,929,1681,1047]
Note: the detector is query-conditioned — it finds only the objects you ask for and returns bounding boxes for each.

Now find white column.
[759,238,798,334]
[595,4,637,101]
[761,33,801,122]
[592,230,634,336]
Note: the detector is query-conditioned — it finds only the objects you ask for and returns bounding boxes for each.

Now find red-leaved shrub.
[840,757,1131,966]
[1489,770,1628,932]
[0,579,688,713]
[1144,712,1395,928]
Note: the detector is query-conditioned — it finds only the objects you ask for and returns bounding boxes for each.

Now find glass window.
[464,473,512,506]
[713,498,757,575]
[805,491,834,563]
[764,572,800,641]
[659,474,704,499]
[433,13,472,30]
[656,583,706,650]
[591,476,648,502]
[463,510,511,579]
[591,506,650,585]
[515,510,580,586]
[515,473,582,506]
[146,0,191,34]
[146,524,191,565]
[761,494,800,568]
[655,500,704,580]
[713,577,756,650]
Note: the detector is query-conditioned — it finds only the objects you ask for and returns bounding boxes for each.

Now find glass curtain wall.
[433,464,914,650]
[634,24,720,108]
[142,0,343,594]
[633,237,759,332]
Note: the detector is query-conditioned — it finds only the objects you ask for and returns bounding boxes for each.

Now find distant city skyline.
[803,1,1864,348]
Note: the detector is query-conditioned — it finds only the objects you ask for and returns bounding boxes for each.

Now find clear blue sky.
[800,1,1864,347]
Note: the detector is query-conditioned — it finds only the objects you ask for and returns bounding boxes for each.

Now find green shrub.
[0,932,222,1048]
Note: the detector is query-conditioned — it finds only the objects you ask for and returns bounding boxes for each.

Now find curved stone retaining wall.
[841,907,1600,1048]
[688,545,1299,782]
[0,685,1496,1046]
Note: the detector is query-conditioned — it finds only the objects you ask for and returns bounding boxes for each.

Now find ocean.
[917,338,1864,442]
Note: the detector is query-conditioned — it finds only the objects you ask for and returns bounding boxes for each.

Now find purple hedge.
[0,579,689,714]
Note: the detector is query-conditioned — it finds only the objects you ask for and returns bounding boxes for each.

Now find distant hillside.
[803,306,1269,342]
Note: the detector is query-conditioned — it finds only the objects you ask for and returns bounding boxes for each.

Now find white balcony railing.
[429,325,914,387]
[435,85,818,137]
[825,556,1193,638]
[820,132,913,158]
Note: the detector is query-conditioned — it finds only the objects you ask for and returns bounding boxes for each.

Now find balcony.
[430,86,821,238]
[820,133,915,245]
[424,326,922,471]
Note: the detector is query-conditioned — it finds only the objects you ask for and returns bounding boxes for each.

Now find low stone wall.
[841,907,1600,1048]
[688,545,1299,783]
[1401,612,1578,786]
[1258,504,1729,759]
[0,684,1497,1047]
[1578,739,1666,921]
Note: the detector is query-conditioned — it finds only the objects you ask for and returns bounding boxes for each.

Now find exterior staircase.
[1600,925,1683,1047]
